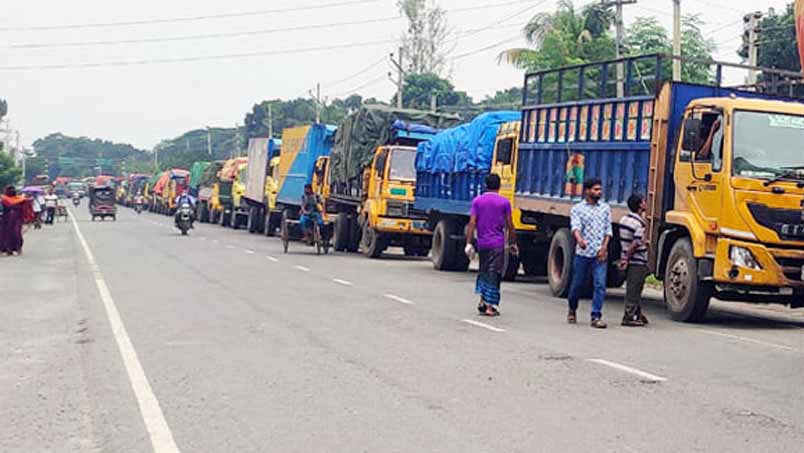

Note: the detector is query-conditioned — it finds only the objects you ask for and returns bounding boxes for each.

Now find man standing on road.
[618,194,650,327]
[43,189,58,225]
[465,174,517,317]
[567,178,612,328]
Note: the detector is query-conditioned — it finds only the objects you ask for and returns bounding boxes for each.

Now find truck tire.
[264,211,277,237]
[547,228,574,298]
[361,225,385,258]
[502,253,520,282]
[230,211,240,230]
[347,215,361,253]
[431,219,469,271]
[664,238,712,322]
[334,212,350,251]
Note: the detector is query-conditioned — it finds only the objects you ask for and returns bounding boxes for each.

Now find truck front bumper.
[713,238,804,303]
[374,217,430,235]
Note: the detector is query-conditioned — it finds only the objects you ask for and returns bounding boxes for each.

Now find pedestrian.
[618,194,650,326]
[465,174,518,317]
[29,192,43,229]
[1,186,33,256]
[44,189,58,225]
[567,178,612,329]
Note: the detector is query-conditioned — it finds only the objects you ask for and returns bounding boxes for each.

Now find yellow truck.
[209,157,247,226]
[513,53,804,321]
[325,105,461,258]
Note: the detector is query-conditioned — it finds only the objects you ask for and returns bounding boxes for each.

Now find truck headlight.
[730,246,762,270]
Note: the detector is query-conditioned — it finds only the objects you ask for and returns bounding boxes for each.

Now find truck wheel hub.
[668,260,689,300]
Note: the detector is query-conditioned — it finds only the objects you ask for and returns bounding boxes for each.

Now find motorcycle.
[134,203,143,214]
[72,196,80,207]
[176,202,193,236]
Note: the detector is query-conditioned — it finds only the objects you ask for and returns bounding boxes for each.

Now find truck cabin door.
[371,148,389,200]
[676,108,726,233]
[492,135,517,201]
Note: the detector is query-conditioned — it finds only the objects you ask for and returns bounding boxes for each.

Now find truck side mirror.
[682,118,702,153]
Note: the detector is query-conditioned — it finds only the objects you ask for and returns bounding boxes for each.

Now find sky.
[0,0,795,150]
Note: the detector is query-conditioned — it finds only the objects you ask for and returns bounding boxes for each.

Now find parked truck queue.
[115,54,804,323]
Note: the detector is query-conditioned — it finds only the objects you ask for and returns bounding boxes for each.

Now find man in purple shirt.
[465,174,518,316]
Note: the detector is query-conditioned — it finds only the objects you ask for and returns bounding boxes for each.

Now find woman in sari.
[1,186,33,256]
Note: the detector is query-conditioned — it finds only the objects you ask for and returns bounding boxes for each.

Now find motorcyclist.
[72,192,81,206]
[174,190,196,228]
[300,184,324,244]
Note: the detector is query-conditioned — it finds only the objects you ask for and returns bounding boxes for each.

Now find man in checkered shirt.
[567,178,612,328]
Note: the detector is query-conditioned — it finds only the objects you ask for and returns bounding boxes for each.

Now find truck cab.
[356,143,431,258]
[661,96,804,319]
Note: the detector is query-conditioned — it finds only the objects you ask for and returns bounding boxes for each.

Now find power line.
[0,0,380,32]
[452,35,523,61]
[9,16,404,49]
[0,38,398,71]
[334,75,388,98]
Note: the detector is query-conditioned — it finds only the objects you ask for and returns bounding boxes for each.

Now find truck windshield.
[388,148,416,181]
[732,111,804,180]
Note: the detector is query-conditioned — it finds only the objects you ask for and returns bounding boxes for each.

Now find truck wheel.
[432,219,468,271]
[664,238,712,322]
[547,228,574,298]
[334,212,350,251]
[361,225,385,258]
[231,211,240,230]
[347,215,361,253]
[502,253,520,282]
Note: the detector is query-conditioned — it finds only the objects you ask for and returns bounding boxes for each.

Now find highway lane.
[3,204,804,452]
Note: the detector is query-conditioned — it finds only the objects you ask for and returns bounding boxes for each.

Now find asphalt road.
[3,204,804,452]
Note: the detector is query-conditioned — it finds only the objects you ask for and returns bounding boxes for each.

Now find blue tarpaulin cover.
[416,111,520,173]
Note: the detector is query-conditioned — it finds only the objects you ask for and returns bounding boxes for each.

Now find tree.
[397,0,451,76]
[625,15,716,84]
[498,0,616,72]
[399,73,472,110]
[0,99,7,121]
[738,4,798,72]
[480,87,523,108]
[32,133,150,178]
[0,152,21,188]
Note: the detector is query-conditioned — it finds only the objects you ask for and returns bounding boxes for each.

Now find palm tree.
[497,0,615,71]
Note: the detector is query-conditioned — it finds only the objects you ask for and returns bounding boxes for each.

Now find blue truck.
[513,53,804,321]
[265,124,336,238]
[414,111,541,279]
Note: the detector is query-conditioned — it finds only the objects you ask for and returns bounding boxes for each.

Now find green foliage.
[498,0,616,72]
[625,15,716,84]
[31,133,150,180]
[481,87,523,108]
[153,127,236,170]
[0,152,21,188]
[244,97,352,141]
[738,4,798,71]
[399,73,473,110]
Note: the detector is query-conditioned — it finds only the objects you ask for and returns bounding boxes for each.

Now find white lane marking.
[266,256,279,262]
[212,239,219,244]
[586,359,668,383]
[294,265,310,272]
[199,237,207,241]
[332,278,353,286]
[698,329,796,352]
[461,319,506,332]
[384,294,414,305]
[69,212,180,452]
[226,245,236,249]
[244,249,255,255]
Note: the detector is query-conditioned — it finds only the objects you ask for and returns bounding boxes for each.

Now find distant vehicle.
[67,181,86,198]
[88,185,117,221]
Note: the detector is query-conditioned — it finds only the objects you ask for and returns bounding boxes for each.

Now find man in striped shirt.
[618,194,649,327]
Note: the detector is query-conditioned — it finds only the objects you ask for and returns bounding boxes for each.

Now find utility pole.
[430,93,437,112]
[233,123,240,158]
[309,84,325,124]
[672,0,681,81]
[267,104,273,138]
[389,47,405,109]
[601,0,637,96]
[206,127,212,155]
[745,11,763,85]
